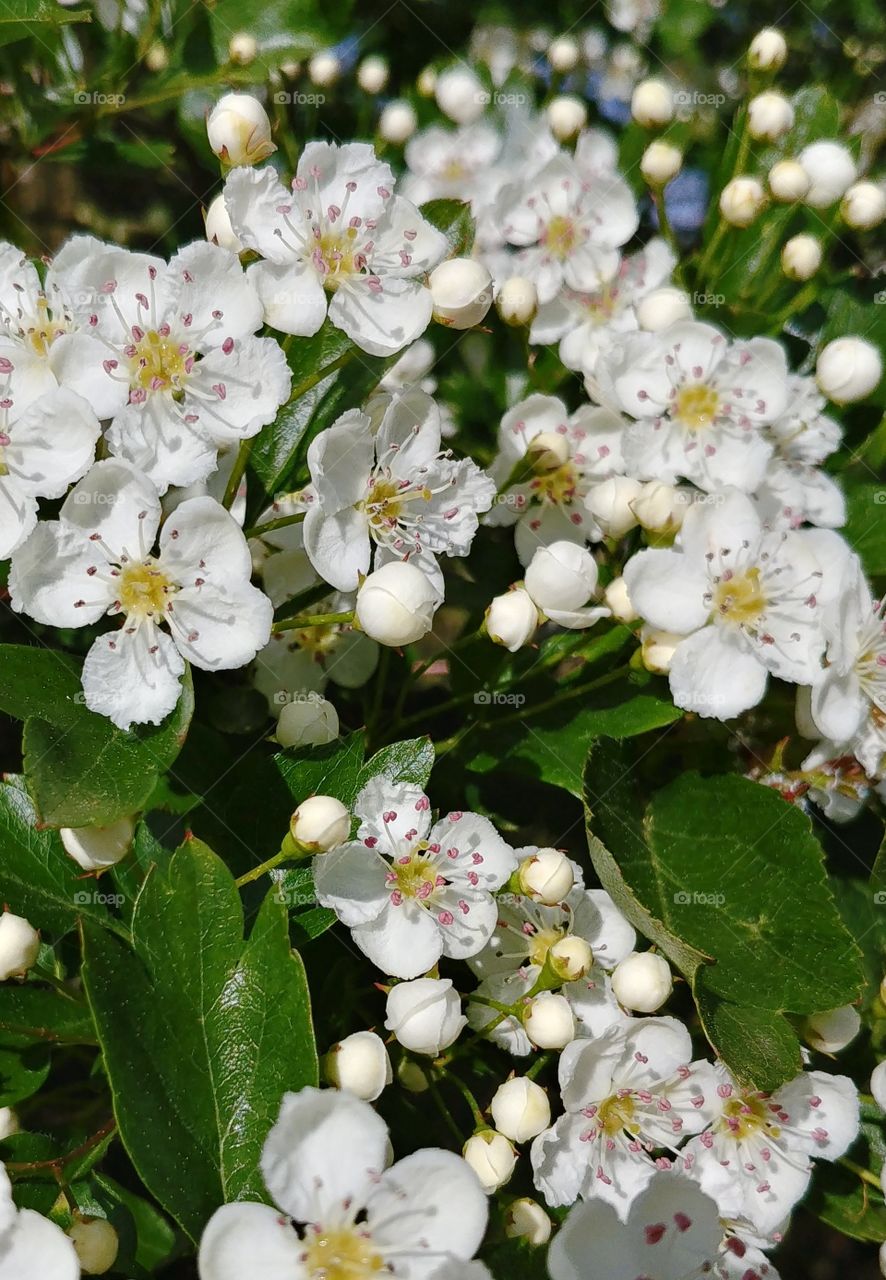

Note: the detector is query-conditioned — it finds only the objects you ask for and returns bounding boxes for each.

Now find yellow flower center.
[530,461,579,505]
[25,296,67,357]
[675,384,719,430]
[302,1226,384,1280]
[528,926,566,967]
[713,568,766,627]
[442,159,466,182]
[117,558,175,619]
[544,215,579,261]
[719,1094,773,1141]
[130,330,189,392]
[391,846,437,900]
[292,624,339,657]
[316,226,361,289]
[597,1093,638,1135]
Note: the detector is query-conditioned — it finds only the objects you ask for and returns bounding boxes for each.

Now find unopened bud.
[385,976,466,1055]
[204,193,244,253]
[68,1218,119,1275]
[641,141,682,187]
[378,100,418,144]
[526,431,570,472]
[841,181,886,230]
[631,79,674,127]
[549,935,593,982]
[0,912,39,980]
[206,93,275,167]
[517,848,575,904]
[781,233,822,281]
[228,32,258,65]
[357,55,389,95]
[747,91,794,142]
[290,794,350,852]
[435,66,487,125]
[497,277,538,327]
[604,575,638,623]
[356,562,438,646]
[636,287,692,332]
[276,696,339,749]
[585,475,643,538]
[546,95,587,142]
[630,481,685,535]
[611,951,673,1012]
[800,141,857,209]
[768,159,810,203]
[803,1005,861,1054]
[429,258,493,330]
[640,626,682,675]
[522,991,575,1049]
[748,27,787,71]
[547,35,580,73]
[719,176,766,227]
[490,1077,551,1142]
[60,817,134,872]
[816,336,883,404]
[308,50,341,87]
[462,1131,517,1192]
[485,588,538,652]
[324,1030,392,1100]
[505,1198,552,1245]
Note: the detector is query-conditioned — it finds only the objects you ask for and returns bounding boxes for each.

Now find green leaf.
[358,737,436,791]
[0,645,194,827]
[207,0,326,73]
[0,983,95,1044]
[0,1035,50,1105]
[840,482,886,576]
[809,1110,886,1242]
[0,0,90,48]
[93,1174,178,1274]
[81,838,317,1240]
[419,199,475,257]
[247,322,393,519]
[0,777,115,933]
[584,746,865,1087]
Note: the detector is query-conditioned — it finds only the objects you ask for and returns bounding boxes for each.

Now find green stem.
[6,1117,116,1179]
[243,511,306,540]
[428,1079,466,1145]
[272,610,354,634]
[650,188,685,287]
[526,1052,553,1081]
[839,1157,883,1192]
[489,663,634,727]
[235,847,297,889]
[447,1072,487,1129]
[287,350,355,402]
[222,439,252,510]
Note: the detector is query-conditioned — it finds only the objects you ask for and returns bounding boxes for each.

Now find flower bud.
[630,481,685,535]
[356,562,438,646]
[611,951,673,1012]
[604,575,638,623]
[324,1030,392,1100]
[67,1218,119,1275]
[276,696,339,749]
[871,1060,886,1112]
[547,35,580,73]
[526,431,570,472]
[768,159,810,203]
[781,233,822,281]
[490,1077,551,1142]
[799,141,857,208]
[435,66,487,125]
[357,55,389,95]
[549,935,593,982]
[505,1198,552,1245]
[747,91,794,142]
[485,588,538,652]
[398,1058,430,1093]
[429,258,493,330]
[497,277,538,327]
[204,193,243,253]
[417,66,437,97]
[585,476,643,538]
[640,141,683,187]
[522,991,575,1049]
[748,27,787,70]
[308,50,341,87]
[378,99,418,144]
[517,848,575,904]
[841,180,886,230]
[145,41,169,72]
[880,1239,886,1278]
[384,977,466,1055]
[640,626,682,675]
[60,817,134,872]
[817,337,883,404]
[228,32,258,65]
[630,79,674,127]
[803,1005,861,1055]
[206,93,275,167]
[719,176,766,227]
[290,794,350,852]
[546,96,587,143]
[462,1131,517,1192]
[524,541,598,613]
[635,286,692,332]
[0,912,39,980]
[0,1108,19,1140]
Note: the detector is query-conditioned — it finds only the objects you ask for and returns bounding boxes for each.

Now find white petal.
[189,336,291,445]
[678,489,762,566]
[355,777,433,853]
[351,900,444,979]
[168,241,263,346]
[669,627,767,719]
[5,387,99,498]
[106,399,218,494]
[160,495,253,581]
[198,1203,305,1280]
[224,167,296,263]
[0,1208,80,1280]
[47,331,129,419]
[9,520,111,626]
[247,259,327,336]
[82,625,185,730]
[622,548,709,633]
[0,477,37,559]
[773,1070,859,1160]
[170,579,272,671]
[810,670,867,742]
[60,458,162,556]
[307,410,374,510]
[428,810,516,889]
[570,889,636,968]
[312,843,390,926]
[367,1149,487,1274]
[329,278,433,357]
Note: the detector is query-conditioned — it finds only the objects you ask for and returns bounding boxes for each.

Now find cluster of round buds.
[289,795,350,852]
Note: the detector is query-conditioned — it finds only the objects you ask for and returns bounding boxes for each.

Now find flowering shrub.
[0,3,884,1278]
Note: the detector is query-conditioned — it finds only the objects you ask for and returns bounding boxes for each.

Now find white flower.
[10,459,272,730]
[385,977,467,1055]
[606,320,788,493]
[623,489,832,719]
[816,336,883,404]
[488,392,628,565]
[683,1065,858,1236]
[485,588,539,651]
[206,93,275,167]
[276,695,339,748]
[753,375,844,530]
[198,1088,488,1280]
[313,777,517,979]
[468,874,635,1039]
[531,1017,718,1211]
[323,1031,392,1101]
[524,541,609,630]
[402,123,502,208]
[0,911,39,980]
[548,1171,722,1280]
[356,562,439,647]
[304,390,494,598]
[491,1077,551,1142]
[530,240,676,386]
[224,142,448,355]
[495,152,638,305]
[50,236,290,492]
[0,1164,80,1279]
[0,366,100,558]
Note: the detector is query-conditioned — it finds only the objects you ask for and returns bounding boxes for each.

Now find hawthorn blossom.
[488,392,628,564]
[0,362,101,558]
[529,239,676,385]
[224,141,448,355]
[468,864,636,1036]
[402,122,504,207]
[623,489,836,720]
[0,240,120,418]
[603,320,789,493]
[198,1088,487,1280]
[531,1017,718,1211]
[493,151,638,304]
[0,1163,79,1278]
[303,388,495,599]
[682,1064,858,1236]
[50,236,290,492]
[313,776,517,979]
[753,375,845,530]
[9,459,272,730]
